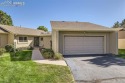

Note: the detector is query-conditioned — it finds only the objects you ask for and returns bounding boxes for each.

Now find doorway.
[34,37,39,47]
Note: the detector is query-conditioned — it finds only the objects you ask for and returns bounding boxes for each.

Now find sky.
[0,0,125,31]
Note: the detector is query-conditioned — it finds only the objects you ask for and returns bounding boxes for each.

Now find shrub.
[5,44,14,52]
[0,48,6,55]
[16,46,33,51]
[27,46,34,50]
[16,47,28,51]
[41,49,54,59]
[54,53,63,60]
[10,50,32,61]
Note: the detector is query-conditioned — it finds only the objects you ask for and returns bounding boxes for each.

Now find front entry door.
[34,37,39,46]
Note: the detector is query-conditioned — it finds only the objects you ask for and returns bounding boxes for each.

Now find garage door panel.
[64,36,104,55]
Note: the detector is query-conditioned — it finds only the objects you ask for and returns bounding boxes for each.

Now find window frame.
[18,36,28,43]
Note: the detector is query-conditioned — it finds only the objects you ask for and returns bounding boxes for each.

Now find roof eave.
[52,28,115,32]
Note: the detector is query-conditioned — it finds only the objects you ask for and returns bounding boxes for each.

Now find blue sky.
[0,0,125,31]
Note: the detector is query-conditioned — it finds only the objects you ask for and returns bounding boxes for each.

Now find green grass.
[118,49,125,58]
[0,52,74,83]
[10,50,32,61]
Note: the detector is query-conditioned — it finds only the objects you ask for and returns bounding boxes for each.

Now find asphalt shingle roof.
[51,21,114,31]
[0,24,46,36]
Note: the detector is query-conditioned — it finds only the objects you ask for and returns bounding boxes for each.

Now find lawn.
[118,49,125,58]
[0,51,74,83]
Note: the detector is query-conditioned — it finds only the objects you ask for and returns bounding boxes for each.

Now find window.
[19,37,27,42]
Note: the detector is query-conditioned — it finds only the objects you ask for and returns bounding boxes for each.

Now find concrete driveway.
[65,55,125,83]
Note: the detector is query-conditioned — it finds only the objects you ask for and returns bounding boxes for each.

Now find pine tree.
[0,10,13,25]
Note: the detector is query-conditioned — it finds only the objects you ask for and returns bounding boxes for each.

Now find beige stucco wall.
[15,35,52,49]
[0,33,8,48]
[118,31,125,49]
[109,32,118,55]
[52,30,59,52]
[15,35,34,48]
[8,33,14,44]
[118,39,125,49]
[52,30,118,55]
[41,36,52,49]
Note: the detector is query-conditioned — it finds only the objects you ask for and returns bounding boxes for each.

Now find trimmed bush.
[41,49,54,59]
[5,44,14,52]
[54,53,63,60]
[27,46,34,50]
[16,46,33,51]
[0,48,6,55]
[10,50,32,61]
[16,47,28,51]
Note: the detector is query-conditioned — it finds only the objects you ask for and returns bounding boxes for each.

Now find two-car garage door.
[64,36,104,55]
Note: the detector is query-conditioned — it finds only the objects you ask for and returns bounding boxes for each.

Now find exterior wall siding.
[15,35,34,48]
[52,31,118,55]
[52,30,59,52]
[118,31,125,49]
[0,33,8,48]
[59,31,111,54]
[118,39,125,49]
[109,32,118,55]
[15,35,52,49]
[42,36,52,49]
[8,33,14,44]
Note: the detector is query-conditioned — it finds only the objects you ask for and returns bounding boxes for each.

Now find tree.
[120,19,125,28]
[37,26,48,32]
[112,21,120,28]
[0,10,13,25]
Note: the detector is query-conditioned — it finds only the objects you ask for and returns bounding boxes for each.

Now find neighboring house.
[115,28,125,49]
[0,21,118,55]
[0,25,51,49]
[51,21,118,55]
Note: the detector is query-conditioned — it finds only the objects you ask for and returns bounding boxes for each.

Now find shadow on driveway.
[81,55,125,67]
[64,54,125,67]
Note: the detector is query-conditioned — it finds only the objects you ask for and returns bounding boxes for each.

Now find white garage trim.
[63,34,106,55]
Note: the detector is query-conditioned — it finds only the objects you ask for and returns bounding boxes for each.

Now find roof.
[113,28,125,31]
[51,21,115,32]
[0,24,51,36]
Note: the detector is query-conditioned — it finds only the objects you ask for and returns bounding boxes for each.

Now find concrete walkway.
[31,49,67,66]
[31,49,44,60]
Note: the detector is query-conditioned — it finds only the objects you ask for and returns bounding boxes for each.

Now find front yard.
[0,51,74,83]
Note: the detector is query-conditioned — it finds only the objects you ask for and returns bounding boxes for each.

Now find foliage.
[41,49,54,59]
[0,53,74,83]
[27,46,34,50]
[5,44,14,52]
[37,26,48,32]
[10,50,32,61]
[16,46,33,51]
[112,19,125,28]
[54,52,63,60]
[0,48,6,55]
[0,10,13,25]
[112,21,120,28]
[16,47,28,51]
[121,19,125,28]
[118,49,125,58]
